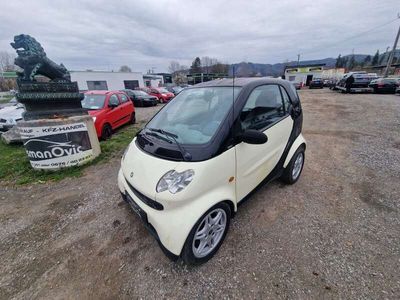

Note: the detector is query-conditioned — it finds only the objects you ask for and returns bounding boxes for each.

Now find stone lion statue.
[11,34,71,82]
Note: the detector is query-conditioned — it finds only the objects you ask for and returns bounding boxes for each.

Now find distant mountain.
[228,58,338,77]
[227,52,400,77]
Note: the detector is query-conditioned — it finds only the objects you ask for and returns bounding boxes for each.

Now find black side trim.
[124,176,164,210]
[113,114,130,125]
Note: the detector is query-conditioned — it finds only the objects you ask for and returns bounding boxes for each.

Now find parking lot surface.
[1,90,399,299]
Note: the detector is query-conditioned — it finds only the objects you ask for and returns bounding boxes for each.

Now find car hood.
[0,105,25,120]
[87,109,103,117]
[121,138,180,201]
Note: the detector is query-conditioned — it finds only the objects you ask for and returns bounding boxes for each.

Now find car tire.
[130,112,136,124]
[181,202,231,265]
[281,146,305,184]
[101,124,112,140]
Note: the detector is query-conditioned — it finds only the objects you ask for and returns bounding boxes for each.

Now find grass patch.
[0,95,14,103]
[0,124,140,185]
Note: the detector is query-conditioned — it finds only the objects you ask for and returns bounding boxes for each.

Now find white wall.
[70,71,144,90]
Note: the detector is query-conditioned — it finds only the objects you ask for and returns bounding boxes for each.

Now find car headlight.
[92,116,96,123]
[156,169,194,194]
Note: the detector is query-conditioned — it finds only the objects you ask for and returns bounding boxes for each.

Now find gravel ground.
[0,90,399,299]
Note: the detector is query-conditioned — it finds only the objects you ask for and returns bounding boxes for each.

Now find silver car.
[0,102,24,131]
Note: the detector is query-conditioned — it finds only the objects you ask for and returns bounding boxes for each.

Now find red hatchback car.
[144,87,174,103]
[82,91,135,139]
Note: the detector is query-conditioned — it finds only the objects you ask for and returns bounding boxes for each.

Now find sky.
[0,0,399,73]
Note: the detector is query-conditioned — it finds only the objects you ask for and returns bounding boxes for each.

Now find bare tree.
[0,51,16,73]
[201,56,220,74]
[168,61,185,73]
[119,65,132,72]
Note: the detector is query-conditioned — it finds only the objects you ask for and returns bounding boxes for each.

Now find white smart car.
[118,78,306,265]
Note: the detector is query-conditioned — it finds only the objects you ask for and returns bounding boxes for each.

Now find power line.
[297,16,400,58]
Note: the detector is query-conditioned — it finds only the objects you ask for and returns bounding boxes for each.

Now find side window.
[120,94,129,103]
[109,94,119,106]
[240,85,285,131]
[280,86,291,111]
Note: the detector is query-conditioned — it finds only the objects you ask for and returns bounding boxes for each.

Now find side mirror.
[239,129,268,144]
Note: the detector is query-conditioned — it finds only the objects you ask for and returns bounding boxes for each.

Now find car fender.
[283,133,306,168]
[148,186,236,256]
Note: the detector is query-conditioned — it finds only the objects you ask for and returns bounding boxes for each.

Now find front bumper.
[118,168,187,257]
[119,191,178,260]
[0,123,14,132]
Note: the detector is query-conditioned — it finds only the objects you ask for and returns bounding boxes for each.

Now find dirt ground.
[1,89,400,299]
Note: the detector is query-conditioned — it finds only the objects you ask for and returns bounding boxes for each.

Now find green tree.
[348,55,356,70]
[190,57,202,74]
[363,55,371,66]
[119,65,132,72]
[371,50,380,66]
[335,54,342,68]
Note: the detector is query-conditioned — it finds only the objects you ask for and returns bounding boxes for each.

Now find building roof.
[284,63,326,70]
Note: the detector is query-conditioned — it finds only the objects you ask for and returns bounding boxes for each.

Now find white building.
[70,71,144,91]
[143,74,164,87]
[284,64,325,86]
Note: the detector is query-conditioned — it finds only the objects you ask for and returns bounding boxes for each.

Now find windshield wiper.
[147,127,192,161]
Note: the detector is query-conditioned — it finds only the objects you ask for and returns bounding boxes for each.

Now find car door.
[235,84,293,201]
[106,93,122,129]
[117,93,133,126]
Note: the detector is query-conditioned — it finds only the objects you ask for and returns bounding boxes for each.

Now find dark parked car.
[166,86,184,95]
[369,78,399,94]
[121,89,158,107]
[309,78,324,89]
[291,82,303,90]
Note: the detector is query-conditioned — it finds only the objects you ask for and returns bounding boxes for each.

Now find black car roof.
[193,77,285,87]
[191,77,299,104]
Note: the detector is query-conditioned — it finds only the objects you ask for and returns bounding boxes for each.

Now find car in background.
[82,91,135,140]
[166,86,184,95]
[309,78,324,89]
[0,97,18,109]
[291,82,303,90]
[142,87,175,103]
[369,78,399,94]
[122,89,158,107]
[396,86,400,95]
[323,79,332,87]
[336,72,377,93]
[0,102,24,132]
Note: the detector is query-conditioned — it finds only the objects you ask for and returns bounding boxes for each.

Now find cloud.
[0,0,398,72]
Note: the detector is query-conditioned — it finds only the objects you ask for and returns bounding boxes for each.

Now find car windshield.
[158,88,169,93]
[146,87,241,145]
[81,94,106,109]
[133,90,149,96]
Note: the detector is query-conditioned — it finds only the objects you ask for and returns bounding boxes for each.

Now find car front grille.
[124,176,164,210]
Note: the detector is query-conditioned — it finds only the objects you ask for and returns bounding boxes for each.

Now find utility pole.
[297,54,300,66]
[383,14,400,77]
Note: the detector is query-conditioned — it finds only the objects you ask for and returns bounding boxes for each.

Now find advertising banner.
[19,122,94,170]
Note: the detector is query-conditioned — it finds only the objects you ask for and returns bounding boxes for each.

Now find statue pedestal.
[18,115,101,170]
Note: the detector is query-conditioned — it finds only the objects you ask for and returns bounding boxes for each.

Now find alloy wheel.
[292,152,304,180]
[192,208,227,258]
